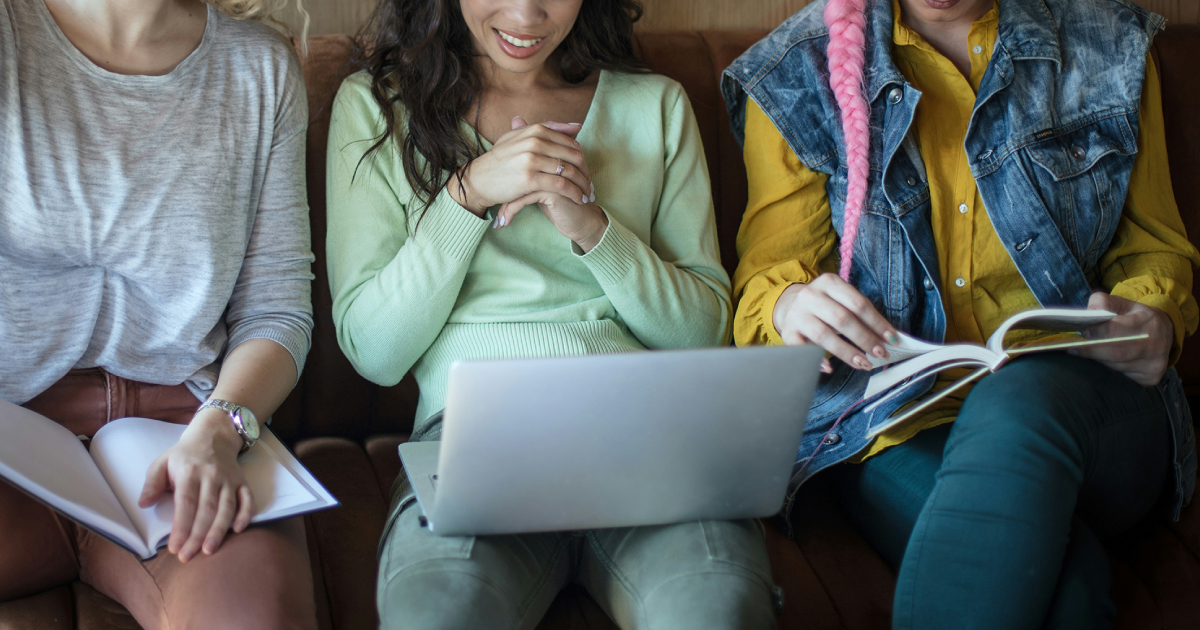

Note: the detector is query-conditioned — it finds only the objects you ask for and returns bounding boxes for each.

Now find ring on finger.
[555,158,564,176]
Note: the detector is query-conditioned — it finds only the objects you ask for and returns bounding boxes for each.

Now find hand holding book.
[861,294,1165,438]
[138,406,254,564]
[772,273,901,374]
[1066,292,1175,387]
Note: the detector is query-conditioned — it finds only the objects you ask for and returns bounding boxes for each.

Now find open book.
[861,308,1148,439]
[0,397,338,560]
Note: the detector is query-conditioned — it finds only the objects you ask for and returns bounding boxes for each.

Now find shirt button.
[973,45,983,54]
[888,87,904,105]
[1070,145,1087,161]
[923,277,935,291]
[823,433,842,446]
[907,177,917,186]
[958,203,969,214]
[955,277,966,288]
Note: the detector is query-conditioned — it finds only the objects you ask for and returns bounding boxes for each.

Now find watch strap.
[198,399,256,454]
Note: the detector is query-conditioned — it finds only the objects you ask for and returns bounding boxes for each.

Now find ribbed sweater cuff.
[415,190,490,261]
[227,324,312,383]
[577,209,641,285]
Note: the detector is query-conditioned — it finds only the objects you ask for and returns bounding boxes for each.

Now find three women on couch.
[4,0,1193,627]
[0,0,317,627]
[726,0,1198,628]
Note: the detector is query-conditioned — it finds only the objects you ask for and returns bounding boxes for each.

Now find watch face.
[238,407,261,441]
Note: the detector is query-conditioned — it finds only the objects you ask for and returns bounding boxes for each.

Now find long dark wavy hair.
[354,0,650,223]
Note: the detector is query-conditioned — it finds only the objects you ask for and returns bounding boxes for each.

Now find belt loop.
[102,370,113,424]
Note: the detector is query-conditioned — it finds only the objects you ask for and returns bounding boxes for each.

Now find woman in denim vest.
[725,0,1198,627]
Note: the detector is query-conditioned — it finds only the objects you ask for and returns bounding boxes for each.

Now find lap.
[0,479,79,601]
[377,498,572,630]
[4,370,315,629]
[579,520,776,630]
[80,517,315,630]
[952,352,1170,535]
[835,353,1170,558]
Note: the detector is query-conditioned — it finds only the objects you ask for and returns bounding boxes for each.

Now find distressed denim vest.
[722,0,1195,520]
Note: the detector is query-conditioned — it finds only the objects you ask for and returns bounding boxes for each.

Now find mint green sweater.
[326,70,732,428]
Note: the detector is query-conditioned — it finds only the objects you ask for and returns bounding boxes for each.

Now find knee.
[171,521,317,630]
[641,570,777,630]
[954,355,1096,457]
[378,568,512,630]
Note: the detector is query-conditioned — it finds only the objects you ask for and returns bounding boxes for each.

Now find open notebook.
[0,397,337,560]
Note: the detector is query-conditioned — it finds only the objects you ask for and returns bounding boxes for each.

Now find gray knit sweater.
[0,0,314,404]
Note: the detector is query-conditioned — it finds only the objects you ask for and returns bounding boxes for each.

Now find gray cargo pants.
[377,419,780,630]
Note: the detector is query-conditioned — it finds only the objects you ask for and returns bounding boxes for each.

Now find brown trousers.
[0,369,317,630]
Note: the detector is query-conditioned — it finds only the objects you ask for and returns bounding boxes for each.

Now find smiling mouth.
[495,29,544,49]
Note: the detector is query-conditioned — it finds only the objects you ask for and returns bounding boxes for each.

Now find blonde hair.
[205,0,311,49]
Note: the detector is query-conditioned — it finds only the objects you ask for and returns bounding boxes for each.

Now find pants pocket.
[380,497,477,585]
[699,519,771,577]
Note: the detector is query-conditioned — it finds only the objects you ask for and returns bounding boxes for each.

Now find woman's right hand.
[773,273,900,373]
[447,119,593,217]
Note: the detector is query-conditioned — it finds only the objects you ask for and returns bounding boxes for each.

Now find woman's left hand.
[494,117,608,252]
[1071,292,1174,387]
[138,409,253,563]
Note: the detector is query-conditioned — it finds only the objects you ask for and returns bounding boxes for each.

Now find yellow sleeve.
[733,99,839,346]
[1100,54,1200,364]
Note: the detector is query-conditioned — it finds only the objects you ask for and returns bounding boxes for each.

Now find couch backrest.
[272,26,1200,443]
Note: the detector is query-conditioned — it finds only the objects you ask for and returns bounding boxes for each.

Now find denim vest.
[722,0,1195,520]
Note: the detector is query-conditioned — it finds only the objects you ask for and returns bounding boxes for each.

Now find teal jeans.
[832,352,1172,630]
[377,421,780,629]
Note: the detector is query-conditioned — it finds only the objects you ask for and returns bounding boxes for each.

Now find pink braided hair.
[824,0,870,282]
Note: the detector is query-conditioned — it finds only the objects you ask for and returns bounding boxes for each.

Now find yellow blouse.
[735,2,1200,458]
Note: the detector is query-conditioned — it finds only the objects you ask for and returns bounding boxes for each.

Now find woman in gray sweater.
[0,0,317,627]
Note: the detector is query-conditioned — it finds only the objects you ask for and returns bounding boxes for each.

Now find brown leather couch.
[3,27,1199,630]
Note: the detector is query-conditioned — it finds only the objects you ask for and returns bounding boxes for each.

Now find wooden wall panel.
[285,0,1200,37]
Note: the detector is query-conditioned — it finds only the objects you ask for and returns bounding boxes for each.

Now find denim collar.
[861,0,1062,102]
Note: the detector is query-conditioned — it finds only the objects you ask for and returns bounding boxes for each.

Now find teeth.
[498,31,542,48]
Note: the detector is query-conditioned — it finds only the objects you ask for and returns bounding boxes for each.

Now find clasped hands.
[447,116,608,252]
[774,273,1174,387]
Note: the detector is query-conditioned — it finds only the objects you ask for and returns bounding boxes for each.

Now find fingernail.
[582,195,588,204]
[885,331,900,345]
[512,116,521,121]
[499,215,506,227]
[590,193,596,203]
[854,356,872,370]
[568,122,582,126]
[492,217,498,229]
[821,362,832,374]
[872,346,887,359]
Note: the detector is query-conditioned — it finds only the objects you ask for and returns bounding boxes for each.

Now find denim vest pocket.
[1022,113,1138,266]
[809,363,858,415]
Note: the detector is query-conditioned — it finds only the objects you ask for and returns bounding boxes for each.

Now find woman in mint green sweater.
[326,0,778,628]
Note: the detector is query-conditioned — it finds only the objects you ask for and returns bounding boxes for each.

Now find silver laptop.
[399,345,824,536]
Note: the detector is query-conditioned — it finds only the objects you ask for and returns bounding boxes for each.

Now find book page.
[867,332,944,369]
[863,359,990,413]
[865,368,990,439]
[985,309,1115,354]
[864,344,999,400]
[89,418,185,550]
[90,418,333,553]
[0,398,149,558]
